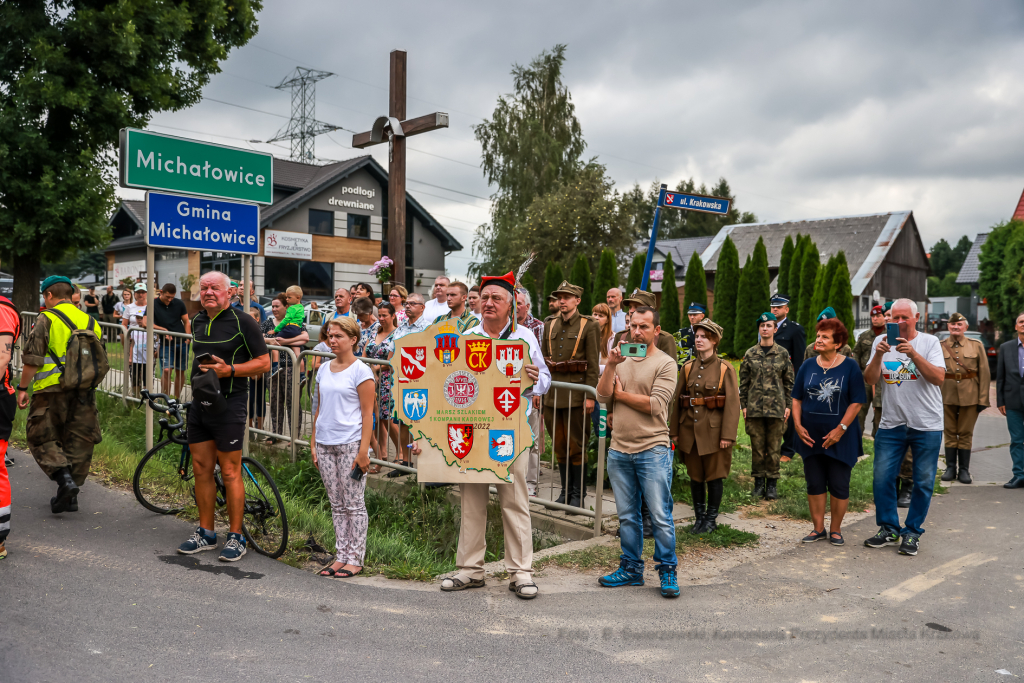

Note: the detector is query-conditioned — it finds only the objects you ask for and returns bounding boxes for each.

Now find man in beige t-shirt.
[596,306,680,598]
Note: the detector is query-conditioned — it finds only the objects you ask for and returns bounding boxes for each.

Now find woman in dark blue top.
[792,317,866,546]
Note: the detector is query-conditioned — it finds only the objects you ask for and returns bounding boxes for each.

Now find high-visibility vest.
[33,303,101,392]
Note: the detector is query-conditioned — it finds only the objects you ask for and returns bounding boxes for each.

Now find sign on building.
[112,259,146,283]
[264,229,313,260]
[146,192,259,255]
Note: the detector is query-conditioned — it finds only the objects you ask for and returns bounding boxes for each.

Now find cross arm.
[352,112,449,149]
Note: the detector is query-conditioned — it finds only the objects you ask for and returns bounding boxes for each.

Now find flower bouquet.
[370,256,393,283]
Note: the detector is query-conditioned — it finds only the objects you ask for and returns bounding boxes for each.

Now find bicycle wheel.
[133,439,196,515]
[239,457,289,558]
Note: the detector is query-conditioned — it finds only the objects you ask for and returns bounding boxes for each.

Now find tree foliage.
[978,219,1022,334]
[714,236,740,356]
[569,253,593,315]
[777,235,795,296]
[999,223,1024,333]
[0,0,262,311]
[788,235,807,317]
[625,253,644,297]
[542,260,564,309]
[471,45,586,280]
[812,254,838,322]
[683,250,708,312]
[519,270,538,317]
[828,251,854,333]
[593,248,619,305]
[927,273,971,298]
[733,239,770,356]
[797,241,820,329]
[619,179,758,242]
[659,252,681,334]
[929,235,973,280]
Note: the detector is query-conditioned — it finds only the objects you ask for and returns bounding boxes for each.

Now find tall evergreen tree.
[714,236,740,356]
[683,250,708,312]
[733,251,764,356]
[788,235,807,318]
[626,253,644,296]
[797,241,820,328]
[659,252,681,333]
[827,251,854,332]
[812,254,838,320]
[777,235,795,296]
[569,254,593,315]
[750,237,772,316]
[543,260,564,308]
[520,270,538,317]
[593,248,620,304]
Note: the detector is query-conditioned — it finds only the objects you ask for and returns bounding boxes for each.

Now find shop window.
[264,257,334,301]
[309,209,333,236]
[348,214,370,239]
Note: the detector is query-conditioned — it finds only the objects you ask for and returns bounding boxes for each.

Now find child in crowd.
[274,285,306,339]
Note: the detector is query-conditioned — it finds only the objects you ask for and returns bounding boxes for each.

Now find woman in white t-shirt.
[311,316,375,579]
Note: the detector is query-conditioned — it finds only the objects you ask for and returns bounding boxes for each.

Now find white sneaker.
[527,485,537,497]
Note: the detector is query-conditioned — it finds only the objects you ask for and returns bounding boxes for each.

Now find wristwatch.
[839,423,848,431]
[16,386,28,392]
[229,364,236,379]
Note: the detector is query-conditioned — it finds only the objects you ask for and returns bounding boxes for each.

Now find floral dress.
[364,328,397,417]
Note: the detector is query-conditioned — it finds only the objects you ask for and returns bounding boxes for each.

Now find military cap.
[687,302,708,315]
[948,312,967,324]
[757,311,778,325]
[817,306,837,321]
[551,280,583,298]
[871,304,885,315]
[693,318,724,340]
[770,293,791,306]
[40,275,73,293]
[547,293,558,301]
[883,301,893,312]
[623,288,656,308]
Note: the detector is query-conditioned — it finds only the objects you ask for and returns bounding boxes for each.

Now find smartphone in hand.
[195,352,214,365]
[885,323,900,346]
[349,467,364,481]
[620,343,647,357]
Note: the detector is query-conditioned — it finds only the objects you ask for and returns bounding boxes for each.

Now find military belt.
[945,370,976,381]
[546,360,589,373]
[680,394,726,409]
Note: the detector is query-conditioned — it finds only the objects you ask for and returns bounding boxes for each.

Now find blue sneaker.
[659,567,680,598]
[598,564,644,587]
[178,527,217,554]
[219,532,247,562]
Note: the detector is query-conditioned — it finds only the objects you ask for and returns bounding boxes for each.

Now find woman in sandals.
[791,313,866,546]
[312,317,374,578]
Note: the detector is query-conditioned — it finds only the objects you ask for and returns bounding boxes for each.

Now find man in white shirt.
[421,275,451,322]
[607,288,626,334]
[417,271,550,600]
[862,298,946,556]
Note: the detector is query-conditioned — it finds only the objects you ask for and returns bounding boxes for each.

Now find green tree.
[777,235,795,296]
[929,238,955,279]
[520,270,538,317]
[978,219,1022,334]
[593,248,620,305]
[714,236,740,356]
[797,241,821,328]
[542,260,564,311]
[659,252,681,333]
[625,253,644,297]
[569,254,593,315]
[827,251,854,332]
[683,250,708,312]
[733,239,770,355]
[658,177,758,239]
[998,223,1024,335]
[472,45,586,281]
[927,272,971,297]
[812,254,838,321]
[733,255,753,357]
[1,0,262,311]
[788,235,807,317]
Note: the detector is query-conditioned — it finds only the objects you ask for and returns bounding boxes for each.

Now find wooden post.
[389,50,407,287]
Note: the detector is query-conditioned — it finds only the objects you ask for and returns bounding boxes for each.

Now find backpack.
[42,307,110,390]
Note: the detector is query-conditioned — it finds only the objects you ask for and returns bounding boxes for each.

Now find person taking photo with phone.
[311,317,374,578]
[178,271,269,562]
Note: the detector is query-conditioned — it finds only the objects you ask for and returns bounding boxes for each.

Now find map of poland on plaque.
[392,319,534,484]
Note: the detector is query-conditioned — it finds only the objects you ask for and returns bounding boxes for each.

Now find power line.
[407,178,490,202]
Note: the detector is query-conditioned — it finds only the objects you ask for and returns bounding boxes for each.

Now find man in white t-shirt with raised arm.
[862,298,946,556]
[421,275,451,322]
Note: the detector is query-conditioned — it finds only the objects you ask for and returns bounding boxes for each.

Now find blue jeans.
[874,426,942,537]
[1007,409,1024,480]
[607,445,677,571]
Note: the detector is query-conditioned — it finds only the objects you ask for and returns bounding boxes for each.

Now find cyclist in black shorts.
[179,271,270,561]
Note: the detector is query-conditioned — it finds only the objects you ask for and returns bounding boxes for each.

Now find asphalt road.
[2,447,1023,682]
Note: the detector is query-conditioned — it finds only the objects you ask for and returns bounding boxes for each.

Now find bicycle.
[132,390,289,558]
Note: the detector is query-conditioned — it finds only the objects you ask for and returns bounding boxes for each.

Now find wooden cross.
[352,50,448,287]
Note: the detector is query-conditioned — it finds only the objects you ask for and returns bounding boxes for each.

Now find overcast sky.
[122,0,1024,280]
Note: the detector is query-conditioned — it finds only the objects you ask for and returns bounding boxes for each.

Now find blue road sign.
[661,191,731,216]
[146,191,260,255]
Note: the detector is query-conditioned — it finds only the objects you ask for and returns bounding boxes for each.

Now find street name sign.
[661,191,731,216]
[146,191,260,255]
[120,128,274,205]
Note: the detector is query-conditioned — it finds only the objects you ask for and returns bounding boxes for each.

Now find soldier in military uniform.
[770,294,805,459]
[940,312,991,484]
[613,290,679,362]
[852,305,887,434]
[677,303,707,365]
[542,281,601,508]
[16,276,104,514]
[740,312,795,500]
[803,308,853,361]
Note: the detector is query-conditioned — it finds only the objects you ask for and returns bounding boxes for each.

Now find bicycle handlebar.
[139,390,186,432]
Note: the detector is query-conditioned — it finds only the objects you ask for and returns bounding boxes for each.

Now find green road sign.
[119,128,274,205]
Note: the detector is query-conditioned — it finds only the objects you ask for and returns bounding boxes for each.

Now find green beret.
[758,312,778,324]
[40,275,73,293]
[817,307,837,321]
[883,301,893,312]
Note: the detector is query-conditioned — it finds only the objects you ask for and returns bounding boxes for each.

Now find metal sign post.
[145,246,156,451]
[640,184,668,291]
[241,254,251,457]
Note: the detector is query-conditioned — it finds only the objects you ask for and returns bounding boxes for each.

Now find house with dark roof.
[636,235,715,306]
[105,155,462,300]
[696,211,929,325]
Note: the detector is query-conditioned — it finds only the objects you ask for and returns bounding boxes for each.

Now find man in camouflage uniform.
[677,302,707,365]
[739,312,795,500]
[17,276,103,514]
[852,304,887,434]
[542,281,601,508]
[771,294,805,460]
[613,290,679,362]
[940,312,991,484]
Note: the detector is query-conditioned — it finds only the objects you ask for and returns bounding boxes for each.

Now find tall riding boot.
[701,479,724,535]
[689,480,707,534]
[567,462,584,509]
[640,496,654,538]
[50,467,80,514]
[940,447,958,481]
[752,477,766,499]
[896,478,912,508]
[957,449,973,484]
[555,461,567,505]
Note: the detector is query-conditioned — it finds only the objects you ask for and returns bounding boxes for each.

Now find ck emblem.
[465,339,492,372]
[495,343,524,378]
[488,430,515,463]
[494,386,520,418]
[403,389,428,421]
[434,333,460,365]
[443,371,479,408]
[447,424,474,459]
[400,347,426,382]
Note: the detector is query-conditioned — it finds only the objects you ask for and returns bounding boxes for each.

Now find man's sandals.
[318,564,362,578]
[440,574,538,599]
